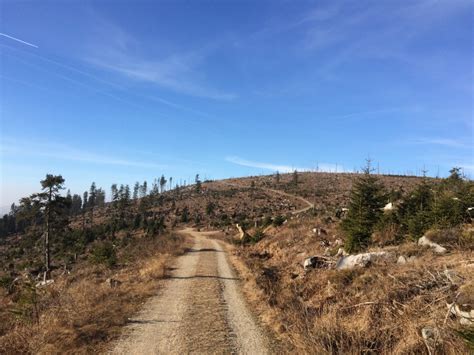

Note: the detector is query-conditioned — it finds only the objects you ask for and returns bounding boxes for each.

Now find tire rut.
[111,229,270,354]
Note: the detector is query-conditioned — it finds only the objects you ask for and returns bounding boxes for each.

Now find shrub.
[373,211,401,246]
[90,241,117,267]
[432,192,465,228]
[205,201,216,216]
[342,162,386,252]
[272,215,286,227]
[250,228,265,244]
[180,207,189,223]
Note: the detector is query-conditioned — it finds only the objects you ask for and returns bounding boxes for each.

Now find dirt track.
[219,181,314,215]
[111,228,271,354]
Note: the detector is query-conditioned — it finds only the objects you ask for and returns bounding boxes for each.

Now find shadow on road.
[185,248,223,253]
[127,319,181,324]
[167,274,239,281]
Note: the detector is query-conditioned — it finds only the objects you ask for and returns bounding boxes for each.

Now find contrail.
[0,33,38,48]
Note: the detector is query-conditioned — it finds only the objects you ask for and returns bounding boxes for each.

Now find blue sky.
[0,0,473,211]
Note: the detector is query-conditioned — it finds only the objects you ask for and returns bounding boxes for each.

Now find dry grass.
[0,233,188,354]
[235,232,473,354]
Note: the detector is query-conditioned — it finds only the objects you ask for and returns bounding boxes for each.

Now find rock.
[334,239,343,246]
[447,302,474,326]
[336,251,395,270]
[106,278,122,288]
[383,202,394,211]
[418,236,447,254]
[421,326,440,347]
[447,284,474,326]
[304,257,316,270]
[303,256,332,270]
[443,269,464,285]
[397,255,407,265]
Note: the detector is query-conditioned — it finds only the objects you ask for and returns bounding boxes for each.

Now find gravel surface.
[112,228,270,354]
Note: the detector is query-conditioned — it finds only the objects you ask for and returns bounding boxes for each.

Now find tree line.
[0,174,186,239]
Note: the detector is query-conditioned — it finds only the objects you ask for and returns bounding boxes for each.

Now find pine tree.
[195,174,202,193]
[342,160,386,252]
[88,182,97,225]
[124,185,131,201]
[151,178,159,196]
[96,188,106,206]
[133,182,140,200]
[140,181,148,198]
[71,194,82,215]
[160,175,167,193]
[111,184,118,203]
[397,175,433,237]
[275,171,280,184]
[35,174,66,279]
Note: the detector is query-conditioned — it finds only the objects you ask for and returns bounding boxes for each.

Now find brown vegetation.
[234,219,473,353]
[0,232,187,353]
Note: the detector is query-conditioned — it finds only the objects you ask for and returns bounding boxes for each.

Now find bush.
[342,163,386,252]
[373,211,401,246]
[180,207,189,223]
[90,241,117,267]
[272,215,286,227]
[250,228,265,244]
[432,193,465,228]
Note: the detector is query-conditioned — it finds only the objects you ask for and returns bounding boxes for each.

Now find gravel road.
[112,228,270,354]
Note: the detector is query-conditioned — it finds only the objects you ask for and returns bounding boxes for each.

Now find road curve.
[218,181,314,215]
[111,228,270,354]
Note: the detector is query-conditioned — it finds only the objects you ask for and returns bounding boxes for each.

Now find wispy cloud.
[246,0,472,87]
[0,32,38,48]
[1,139,166,169]
[90,53,236,101]
[409,137,472,149]
[85,18,235,100]
[1,42,214,119]
[225,156,343,173]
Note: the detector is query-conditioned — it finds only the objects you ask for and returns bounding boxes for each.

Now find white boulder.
[336,251,394,270]
[447,303,474,326]
[303,257,316,270]
[397,255,407,265]
[418,236,447,254]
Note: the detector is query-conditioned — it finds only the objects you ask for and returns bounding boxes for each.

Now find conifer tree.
[151,178,159,196]
[140,181,148,198]
[96,188,106,206]
[133,182,140,200]
[71,194,82,215]
[342,160,386,252]
[195,174,202,193]
[34,174,66,279]
[160,175,167,193]
[111,184,118,203]
[88,182,97,225]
